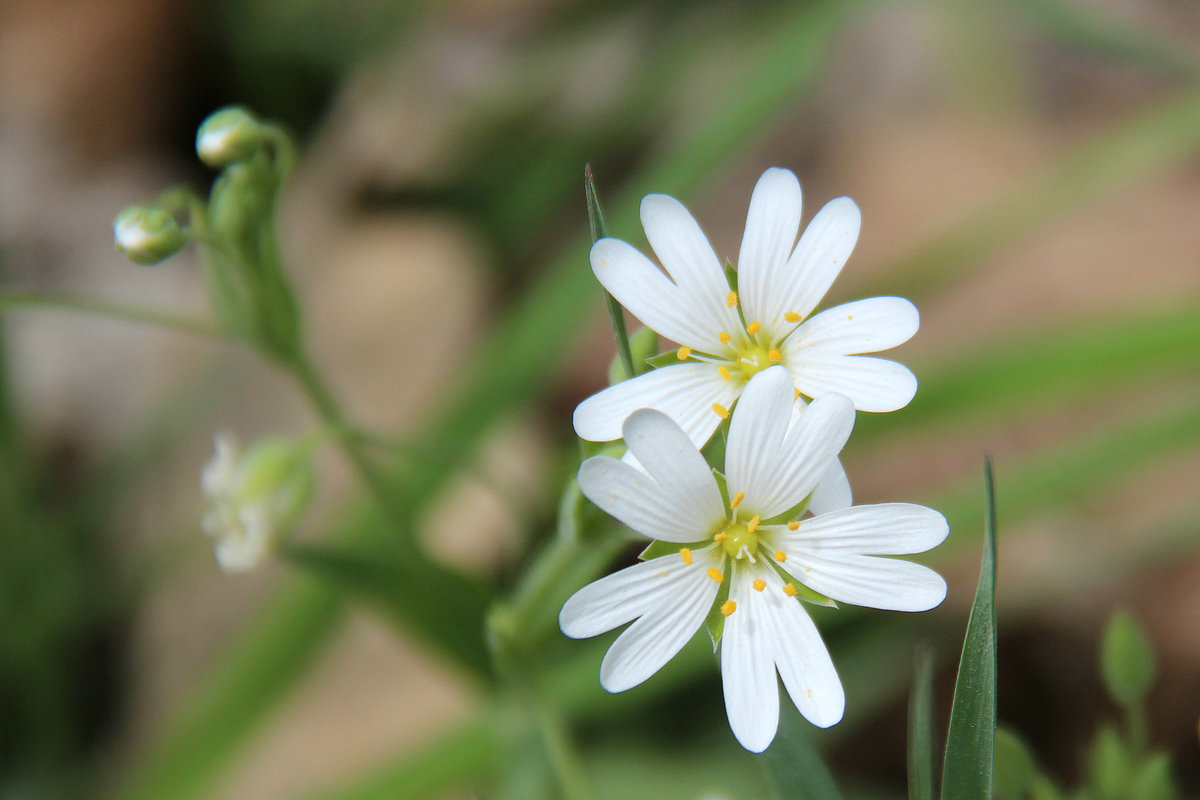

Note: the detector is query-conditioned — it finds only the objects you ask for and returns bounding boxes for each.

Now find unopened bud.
[113,206,186,265]
[196,106,266,168]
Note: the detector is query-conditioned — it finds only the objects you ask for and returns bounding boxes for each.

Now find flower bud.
[196,106,266,168]
[201,432,314,573]
[113,206,186,265]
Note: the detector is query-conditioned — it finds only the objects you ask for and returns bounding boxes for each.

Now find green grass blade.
[585,164,635,381]
[909,645,937,800]
[940,458,999,800]
[760,705,844,800]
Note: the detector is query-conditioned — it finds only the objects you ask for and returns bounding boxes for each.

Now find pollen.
[746,515,760,534]
[774,549,787,562]
[752,579,766,592]
[783,582,798,597]
[711,402,730,419]
[721,600,737,616]
[730,491,745,509]
[719,330,732,345]
[726,291,738,308]
[717,365,732,381]
[785,311,802,323]
[679,547,692,565]
[676,346,691,361]
[707,567,724,584]
[713,532,728,543]
[746,321,762,335]
[768,348,782,363]
[787,520,800,530]
[794,388,801,400]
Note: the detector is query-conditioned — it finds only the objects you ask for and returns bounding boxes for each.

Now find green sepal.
[724,258,738,293]
[770,561,837,608]
[1100,610,1156,709]
[761,493,812,526]
[644,350,684,370]
[704,567,732,650]
[638,539,709,562]
[711,468,730,509]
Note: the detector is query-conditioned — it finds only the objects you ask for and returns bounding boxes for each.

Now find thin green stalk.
[585,164,635,380]
[286,354,416,548]
[0,289,224,339]
[536,701,594,800]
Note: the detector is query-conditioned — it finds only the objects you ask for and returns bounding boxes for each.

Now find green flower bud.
[113,206,186,265]
[201,432,315,572]
[196,106,266,168]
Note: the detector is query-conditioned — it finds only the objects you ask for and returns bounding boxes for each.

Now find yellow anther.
[730,491,745,509]
[707,567,724,584]
[752,579,766,592]
[747,515,761,534]
[783,582,798,597]
[785,311,802,323]
[725,291,738,308]
[787,520,800,531]
[712,402,730,419]
[717,365,732,382]
[713,532,729,543]
[768,348,782,363]
[746,321,762,335]
[719,331,732,345]
[677,346,691,361]
[794,388,801,400]
[721,600,737,616]
[774,549,787,562]
[679,547,692,565]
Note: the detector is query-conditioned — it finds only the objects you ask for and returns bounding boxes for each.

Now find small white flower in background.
[201,432,314,573]
[574,167,919,453]
[560,367,947,752]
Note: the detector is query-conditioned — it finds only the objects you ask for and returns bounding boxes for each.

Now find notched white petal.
[789,354,918,412]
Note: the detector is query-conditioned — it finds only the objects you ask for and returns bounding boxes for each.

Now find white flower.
[200,431,313,573]
[574,167,919,453]
[560,367,947,752]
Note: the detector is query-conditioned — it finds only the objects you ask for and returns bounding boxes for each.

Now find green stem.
[584,164,636,380]
[286,354,417,548]
[536,700,594,800]
[0,289,225,339]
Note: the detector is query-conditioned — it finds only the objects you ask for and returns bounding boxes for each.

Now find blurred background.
[2,0,1199,798]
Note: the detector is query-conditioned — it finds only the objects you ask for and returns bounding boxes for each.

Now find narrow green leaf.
[760,704,844,800]
[1100,610,1156,710]
[585,164,635,381]
[908,645,936,800]
[284,542,493,681]
[940,457,998,800]
[993,727,1040,799]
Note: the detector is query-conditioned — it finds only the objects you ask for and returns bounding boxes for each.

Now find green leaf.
[638,540,708,561]
[993,727,1039,800]
[908,646,936,800]
[285,543,493,681]
[760,704,844,800]
[586,164,636,381]
[1100,610,1156,709]
[1130,752,1177,800]
[940,457,998,800]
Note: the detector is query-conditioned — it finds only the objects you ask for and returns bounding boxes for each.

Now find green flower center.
[732,343,777,382]
[717,516,761,560]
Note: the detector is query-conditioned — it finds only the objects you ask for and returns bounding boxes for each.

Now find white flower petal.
[600,557,721,692]
[809,457,852,515]
[721,567,780,752]
[591,238,727,353]
[573,362,738,446]
[202,431,240,496]
[559,547,717,639]
[778,504,949,611]
[737,168,803,328]
[776,197,862,322]
[578,413,725,542]
[791,297,919,356]
[786,504,949,554]
[641,194,744,345]
[788,354,917,412]
[727,372,855,519]
[754,567,845,728]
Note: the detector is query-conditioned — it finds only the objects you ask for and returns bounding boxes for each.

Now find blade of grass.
[909,645,937,800]
[940,458,998,800]
[585,164,635,380]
